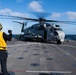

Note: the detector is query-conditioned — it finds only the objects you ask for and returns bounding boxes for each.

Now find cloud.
[65,11,76,20]
[51,12,62,18]
[0,8,12,15]
[28,1,43,12]
[51,11,76,20]
[0,8,29,17]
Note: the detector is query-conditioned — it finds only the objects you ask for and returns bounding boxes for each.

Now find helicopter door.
[44,29,47,41]
[46,28,54,41]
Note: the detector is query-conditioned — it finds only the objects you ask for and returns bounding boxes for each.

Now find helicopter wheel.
[57,40,62,44]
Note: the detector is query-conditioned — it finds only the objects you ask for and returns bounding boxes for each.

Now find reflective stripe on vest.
[0,32,6,50]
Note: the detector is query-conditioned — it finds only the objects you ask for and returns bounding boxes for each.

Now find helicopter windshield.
[54,28,62,31]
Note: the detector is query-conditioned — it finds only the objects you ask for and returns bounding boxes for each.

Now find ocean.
[65,35,76,40]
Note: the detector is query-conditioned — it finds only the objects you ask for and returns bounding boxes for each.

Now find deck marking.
[7,43,41,48]
[53,45,76,61]
[8,70,25,72]
[26,70,72,73]
[59,44,76,48]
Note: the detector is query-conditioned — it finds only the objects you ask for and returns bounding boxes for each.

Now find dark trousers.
[0,50,9,75]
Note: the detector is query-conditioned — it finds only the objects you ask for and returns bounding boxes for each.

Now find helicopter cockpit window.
[54,31,58,35]
[55,25,60,27]
[54,28,62,31]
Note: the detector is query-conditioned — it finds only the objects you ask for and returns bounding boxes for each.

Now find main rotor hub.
[39,18,46,22]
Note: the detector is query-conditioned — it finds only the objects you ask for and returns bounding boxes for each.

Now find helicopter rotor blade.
[0,14,38,21]
[45,19,76,24]
[12,21,23,24]
[0,14,76,24]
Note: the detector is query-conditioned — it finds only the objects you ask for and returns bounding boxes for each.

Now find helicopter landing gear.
[57,40,62,44]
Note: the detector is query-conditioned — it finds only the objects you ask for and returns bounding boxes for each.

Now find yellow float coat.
[0,32,6,50]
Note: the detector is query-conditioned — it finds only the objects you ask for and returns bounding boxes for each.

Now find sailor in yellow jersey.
[0,23,12,75]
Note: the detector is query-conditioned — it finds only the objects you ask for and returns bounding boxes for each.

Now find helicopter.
[12,20,65,44]
[0,12,76,44]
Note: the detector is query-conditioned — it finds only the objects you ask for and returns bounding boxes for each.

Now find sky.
[0,0,76,34]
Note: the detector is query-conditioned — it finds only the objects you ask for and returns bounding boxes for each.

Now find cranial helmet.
[0,23,3,30]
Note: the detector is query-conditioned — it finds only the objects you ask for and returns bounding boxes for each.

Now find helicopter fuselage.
[21,23,65,44]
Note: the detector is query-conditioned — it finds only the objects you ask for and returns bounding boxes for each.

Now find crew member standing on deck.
[0,23,12,75]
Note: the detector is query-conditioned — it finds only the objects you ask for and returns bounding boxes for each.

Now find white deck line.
[26,70,72,73]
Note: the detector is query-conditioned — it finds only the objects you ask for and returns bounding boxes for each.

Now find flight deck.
[0,38,76,75]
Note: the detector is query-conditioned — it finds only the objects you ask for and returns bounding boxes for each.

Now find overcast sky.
[0,0,76,34]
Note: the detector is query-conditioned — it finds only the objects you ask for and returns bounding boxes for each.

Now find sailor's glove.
[8,30,12,34]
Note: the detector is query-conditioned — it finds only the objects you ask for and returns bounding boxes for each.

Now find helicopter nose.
[57,31,65,41]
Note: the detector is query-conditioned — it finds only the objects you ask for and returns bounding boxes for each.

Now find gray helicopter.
[12,19,65,44]
[0,13,76,44]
